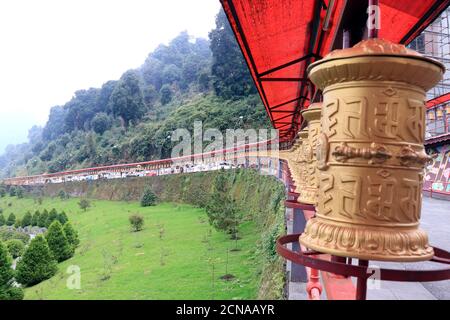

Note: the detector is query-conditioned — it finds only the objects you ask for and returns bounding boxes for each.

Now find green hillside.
[0,169,286,300]
[3,197,259,300]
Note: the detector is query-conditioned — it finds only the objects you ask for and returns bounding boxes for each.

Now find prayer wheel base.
[299,217,434,262]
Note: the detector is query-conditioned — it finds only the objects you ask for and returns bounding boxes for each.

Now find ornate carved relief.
[397,145,431,167]
[332,142,392,164]
[316,133,329,170]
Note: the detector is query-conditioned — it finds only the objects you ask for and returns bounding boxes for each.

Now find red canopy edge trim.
[401,0,450,44]
[220,0,330,141]
[289,0,325,141]
[427,92,450,109]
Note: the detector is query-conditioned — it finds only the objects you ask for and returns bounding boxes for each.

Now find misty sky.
[0,0,221,153]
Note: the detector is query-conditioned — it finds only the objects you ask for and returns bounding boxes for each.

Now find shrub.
[5,239,25,258]
[16,235,57,286]
[0,187,5,197]
[58,211,69,225]
[140,188,158,207]
[46,221,74,262]
[0,240,13,285]
[48,208,59,226]
[0,241,24,300]
[14,218,22,228]
[6,213,15,226]
[32,211,40,226]
[129,214,145,232]
[58,190,67,200]
[9,187,16,197]
[21,211,32,227]
[4,287,24,300]
[63,222,79,248]
[0,214,5,226]
[38,209,48,227]
[78,199,91,211]
[16,187,24,199]
[0,228,30,244]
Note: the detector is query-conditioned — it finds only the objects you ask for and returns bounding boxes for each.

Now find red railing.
[425,104,450,141]
[423,181,450,198]
[2,140,279,186]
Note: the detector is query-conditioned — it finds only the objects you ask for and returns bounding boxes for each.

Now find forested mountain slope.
[0,9,269,178]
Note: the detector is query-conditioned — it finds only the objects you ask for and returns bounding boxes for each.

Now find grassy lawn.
[0,196,260,300]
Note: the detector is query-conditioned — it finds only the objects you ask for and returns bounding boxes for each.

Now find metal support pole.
[278,160,283,180]
[343,29,351,48]
[368,0,379,38]
[356,259,369,300]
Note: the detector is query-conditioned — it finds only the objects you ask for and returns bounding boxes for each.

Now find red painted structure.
[2,140,278,186]
[426,93,450,145]
[221,0,450,142]
[221,0,450,300]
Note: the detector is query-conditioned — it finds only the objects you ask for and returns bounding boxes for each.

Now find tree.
[58,211,69,225]
[143,84,158,106]
[14,218,22,228]
[9,187,16,197]
[205,173,242,238]
[45,221,74,262]
[0,241,24,300]
[96,80,117,114]
[162,64,182,85]
[160,84,173,105]
[21,211,32,227]
[63,222,79,248]
[16,235,57,286]
[6,213,15,226]
[78,199,90,212]
[108,70,145,127]
[42,105,68,141]
[38,209,49,228]
[16,187,24,199]
[58,190,68,200]
[91,112,112,134]
[209,9,256,99]
[32,210,41,227]
[140,188,158,207]
[6,239,25,258]
[129,214,144,232]
[0,213,5,226]
[0,186,6,197]
[47,208,59,226]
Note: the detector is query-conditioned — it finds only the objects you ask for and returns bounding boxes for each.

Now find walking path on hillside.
[365,196,450,300]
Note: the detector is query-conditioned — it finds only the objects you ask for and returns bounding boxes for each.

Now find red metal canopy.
[221,0,450,141]
[427,92,450,109]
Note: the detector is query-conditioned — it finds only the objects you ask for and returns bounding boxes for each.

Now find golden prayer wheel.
[291,130,308,194]
[279,131,304,190]
[298,103,322,205]
[299,38,444,262]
